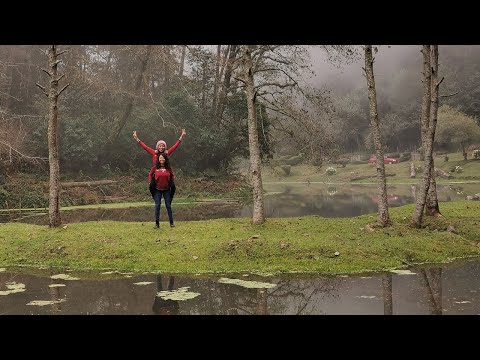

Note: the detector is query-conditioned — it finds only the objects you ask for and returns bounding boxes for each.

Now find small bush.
[326,167,337,176]
[399,152,411,162]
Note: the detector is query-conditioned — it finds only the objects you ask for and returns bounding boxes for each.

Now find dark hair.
[156,153,172,172]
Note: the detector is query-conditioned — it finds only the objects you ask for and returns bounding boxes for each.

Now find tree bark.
[365,45,391,227]
[412,45,433,228]
[179,45,186,77]
[215,45,238,124]
[425,46,442,217]
[45,46,67,227]
[426,160,441,216]
[410,162,416,178]
[211,45,222,117]
[243,45,265,225]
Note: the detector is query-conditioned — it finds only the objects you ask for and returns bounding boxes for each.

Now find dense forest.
[0,45,479,182]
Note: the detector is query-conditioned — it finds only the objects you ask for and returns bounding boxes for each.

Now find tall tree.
[241,45,265,224]
[364,45,391,227]
[412,45,442,227]
[36,45,70,227]
[108,45,152,145]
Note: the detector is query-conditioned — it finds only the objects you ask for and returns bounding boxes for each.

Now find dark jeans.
[154,189,173,224]
[170,180,176,201]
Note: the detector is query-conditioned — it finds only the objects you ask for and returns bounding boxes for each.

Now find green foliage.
[326,166,337,175]
[399,152,411,162]
[436,105,480,151]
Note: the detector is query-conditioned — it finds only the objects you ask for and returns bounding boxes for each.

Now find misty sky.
[308,45,421,94]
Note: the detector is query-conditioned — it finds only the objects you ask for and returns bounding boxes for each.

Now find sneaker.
[154,222,159,229]
[170,223,175,228]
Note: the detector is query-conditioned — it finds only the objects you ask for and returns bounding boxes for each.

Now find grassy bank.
[1,201,479,276]
[261,152,480,184]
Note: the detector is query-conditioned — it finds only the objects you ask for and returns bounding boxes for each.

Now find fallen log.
[350,173,396,181]
[434,168,452,179]
[61,180,117,188]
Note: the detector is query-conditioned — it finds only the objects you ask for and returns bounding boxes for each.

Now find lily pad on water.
[50,274,80,281]
[48,284,66,288]
[390,269,417,275]
[27,299,66,306]
[356,295,376,299]
[218,277,276,289]
[250,271,274,277]
[0,282,26,296]
[133,281,154,286]
[156,287,200,301]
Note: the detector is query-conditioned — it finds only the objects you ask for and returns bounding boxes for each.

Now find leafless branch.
[56,74,65,82]
[41,68,51,77]
[58,83,70,96]
[0,140,48,162]
[35,83,48,96]
[233,76,246,84]
[437,76,445,87]
[57,50,67,56]
[255,81,297,90]
[440,91,459,98]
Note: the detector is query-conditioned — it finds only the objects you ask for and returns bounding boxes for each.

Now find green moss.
[1,201,479,276]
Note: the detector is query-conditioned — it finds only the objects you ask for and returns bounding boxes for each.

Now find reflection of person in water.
[152,275,180,315]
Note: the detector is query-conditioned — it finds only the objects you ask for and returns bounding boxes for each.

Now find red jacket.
[138,140,181,182]
[154,167,173,190]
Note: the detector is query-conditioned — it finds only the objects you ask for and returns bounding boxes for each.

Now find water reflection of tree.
[48,282,62,314]
[418,268,442,315]
[152,275,180,315]
[382,273,393,315]
[266,277,340,315]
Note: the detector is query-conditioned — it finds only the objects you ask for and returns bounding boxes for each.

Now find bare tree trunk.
[215,45,238,124]
[426,159,441,216]
[243,45,265,225]
[36,46,70,227]
[201,62,207,117]
[211,45,222,117]
[425,46,442,217]
[364,45,391,227]
[108,45,151,145]
[179,45,186,77]
[410,162,416,178]
[461,142,467,160]
[415,45,442,225]
[412,45,433,228]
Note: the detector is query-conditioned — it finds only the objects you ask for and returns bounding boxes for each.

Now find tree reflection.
[382,273,393,315]
[419,268,442,315]
[266,277,340,315]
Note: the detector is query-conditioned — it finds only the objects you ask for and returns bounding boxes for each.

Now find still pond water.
[1,182,479,224]
[1,258,479,315]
